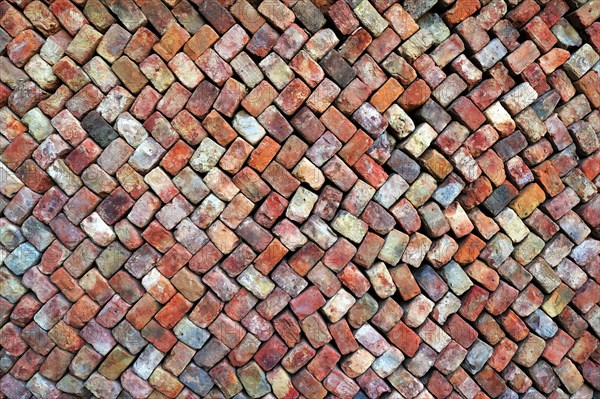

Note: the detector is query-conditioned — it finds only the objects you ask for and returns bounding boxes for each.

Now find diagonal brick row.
[0,0,599,398]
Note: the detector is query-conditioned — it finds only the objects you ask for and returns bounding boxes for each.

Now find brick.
[3,1,600,395]
[109,56,146,94]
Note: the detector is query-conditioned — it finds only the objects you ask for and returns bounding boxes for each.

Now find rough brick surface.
[1,0,599,398]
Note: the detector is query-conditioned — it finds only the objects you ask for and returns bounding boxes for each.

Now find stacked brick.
[0,0,599,397]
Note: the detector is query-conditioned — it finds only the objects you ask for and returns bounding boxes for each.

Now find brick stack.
[0,0,599,398]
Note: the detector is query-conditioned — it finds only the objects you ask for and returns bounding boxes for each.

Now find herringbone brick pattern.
[1,0,599,398]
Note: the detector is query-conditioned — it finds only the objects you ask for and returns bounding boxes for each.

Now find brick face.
[1,0,599,398]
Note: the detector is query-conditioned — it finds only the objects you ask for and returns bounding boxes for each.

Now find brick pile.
[1,0,599,398]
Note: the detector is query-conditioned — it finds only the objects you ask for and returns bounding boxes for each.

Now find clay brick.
[4,1,599,395]
[398,79,431,112]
